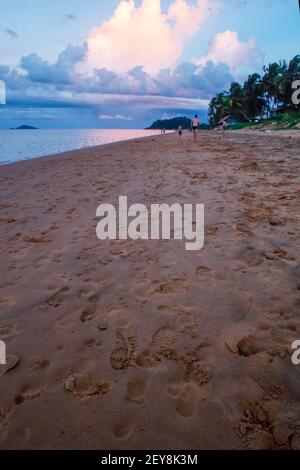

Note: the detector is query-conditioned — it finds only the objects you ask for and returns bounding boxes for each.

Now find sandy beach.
[0,130,300,450]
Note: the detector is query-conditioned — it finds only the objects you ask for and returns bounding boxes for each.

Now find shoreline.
[0,131,299,450]
[0,129,172,167]
[1,128,298,169]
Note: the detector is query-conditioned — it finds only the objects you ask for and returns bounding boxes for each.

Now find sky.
[0,0,299,129]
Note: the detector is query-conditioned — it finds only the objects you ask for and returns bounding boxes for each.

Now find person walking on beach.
[191,114,200,142]
[178,125,183,137]
[218,115,230,138]
[220,116,226,138]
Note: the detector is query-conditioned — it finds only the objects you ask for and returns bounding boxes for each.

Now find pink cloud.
[193,30,264,78]
[85,0,212,74]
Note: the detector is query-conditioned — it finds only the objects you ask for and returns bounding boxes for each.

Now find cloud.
[168,0,213,36]
[0,2,266,127]
[116,114,133,120]
[4,29,18,39]
[20,43,88,84]
[98,114,114,120]
[0,49,230,120]
[90,60,233,99]
[98,114,133,121]
[155,60,233,98]
[193,30,264,79]
[84,0,212,73]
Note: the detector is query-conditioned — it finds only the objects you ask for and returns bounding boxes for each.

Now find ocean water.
[0,129,163,165]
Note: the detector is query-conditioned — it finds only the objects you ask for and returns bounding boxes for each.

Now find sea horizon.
[0,128,164,165]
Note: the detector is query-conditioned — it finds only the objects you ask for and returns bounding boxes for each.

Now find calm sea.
[0,129,163,165]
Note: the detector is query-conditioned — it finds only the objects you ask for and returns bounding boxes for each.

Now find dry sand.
[0,130,300,450]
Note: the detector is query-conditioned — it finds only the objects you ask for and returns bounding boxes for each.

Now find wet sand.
[0,130,300,450]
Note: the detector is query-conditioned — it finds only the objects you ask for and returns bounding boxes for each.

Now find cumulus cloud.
[20,43,88,84]
[155,60,233,98]
[85,0,212,73]
[0,49,231,117]
[0,1,266,127]
[193,30,264,79]
[168,0,212,36]
[90,60,233,99]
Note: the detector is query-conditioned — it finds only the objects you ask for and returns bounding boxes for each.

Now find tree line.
[147,117,209,130]
[208,55,300,128]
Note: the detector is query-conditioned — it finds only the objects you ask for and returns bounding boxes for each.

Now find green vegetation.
[208,55,300,128]
[227,112,300,131]
[147,117,191,130]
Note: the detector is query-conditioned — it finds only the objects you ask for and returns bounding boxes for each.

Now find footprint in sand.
[106,302,128,319]
[135,348,154,369]
[0,355,21,377]
[196,265,212,275]
[14,384,44,405]
[41,286,70,310]
[64,374,112,401]
[126,378,148,403]
[168,382,198,418]
[256,322,272,332]
[179,310,200,337]
[0,323,16,339]
[136,325,181,368]
[110,247,128,258]
[152,325,181,352]
[80,304,97,323]
[79,289,110,323]
[113,419,135,440]
[181,357,212,386]
[154,280,189,295]
[29,357,50,370]
[111,324,137,370]
[237,336,271,357]
[137,280,189,303]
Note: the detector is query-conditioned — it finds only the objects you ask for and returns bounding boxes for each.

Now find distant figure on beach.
[218,115,230,137]
[178,125,183,137]
[191,115,200,142]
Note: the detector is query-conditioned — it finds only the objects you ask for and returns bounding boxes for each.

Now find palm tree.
[262,61,287,117]
[208,93,229,127]
[243,73,265,119]
[226,82,249,121]
[208,55,300,127]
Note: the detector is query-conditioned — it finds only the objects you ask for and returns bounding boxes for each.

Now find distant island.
[10,125,38,130]
[147,117,209,130]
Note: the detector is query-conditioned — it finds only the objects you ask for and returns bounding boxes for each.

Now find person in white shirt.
[191,114,200,142]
